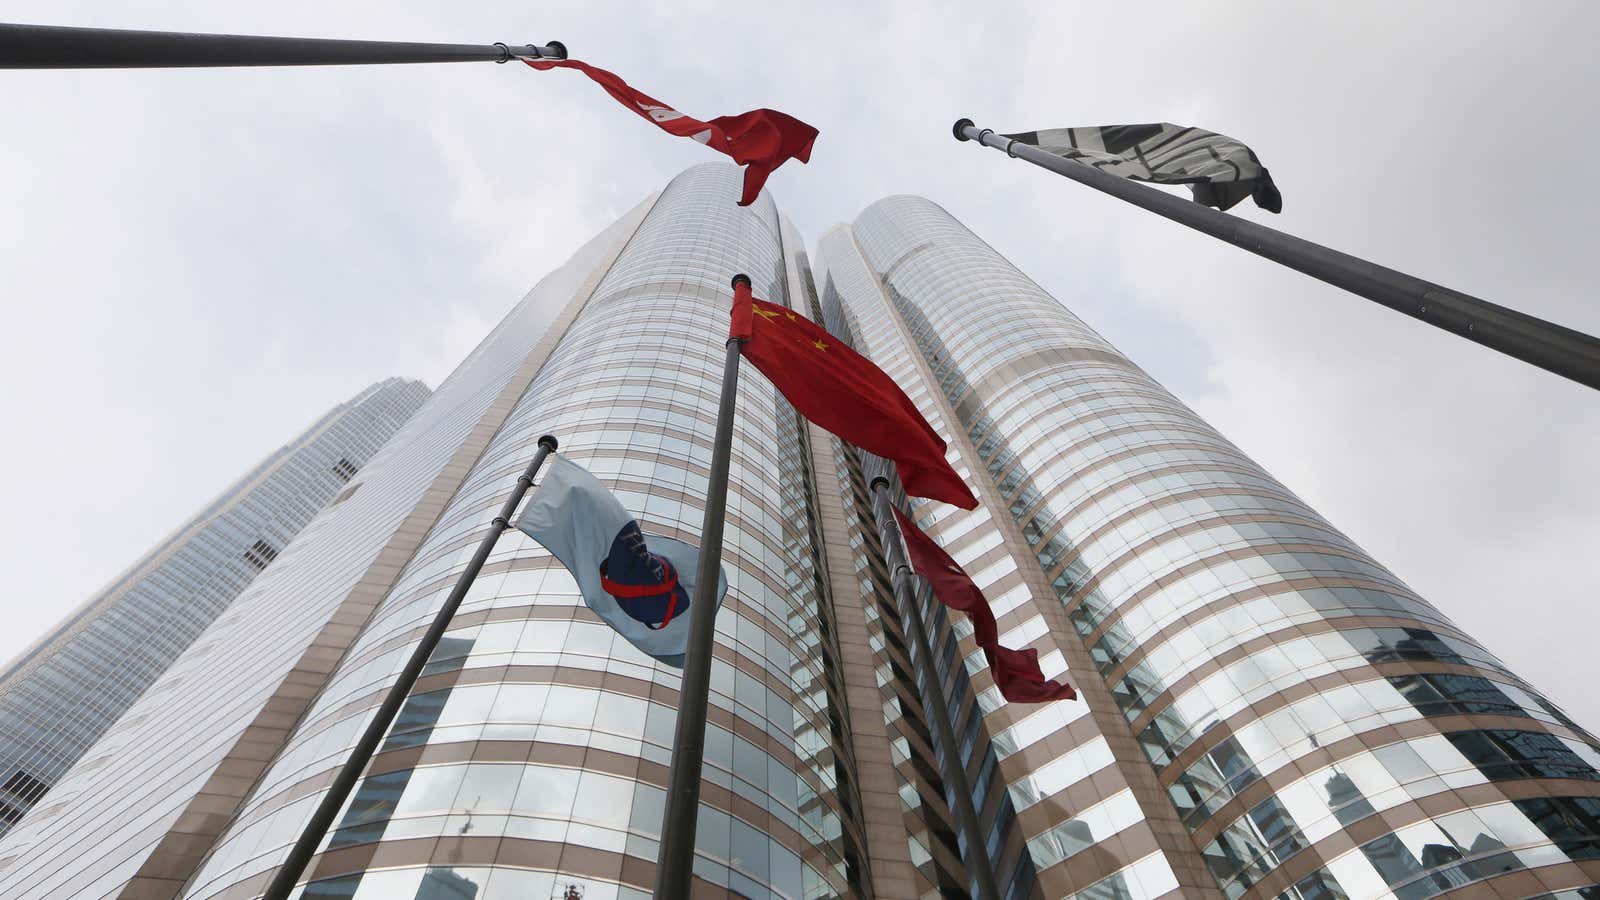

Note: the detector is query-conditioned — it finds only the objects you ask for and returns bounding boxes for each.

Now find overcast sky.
[2,2,1596,728]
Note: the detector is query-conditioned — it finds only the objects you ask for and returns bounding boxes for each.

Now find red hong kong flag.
[730,278,978,509]
[526,58,817,207]
[892,506,1076,703]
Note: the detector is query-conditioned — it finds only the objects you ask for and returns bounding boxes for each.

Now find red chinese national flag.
[526,59,817,206]
[730,279,977,509]
[893,506,1076,703]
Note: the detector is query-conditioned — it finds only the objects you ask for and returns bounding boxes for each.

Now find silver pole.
[868,470,1002,900]
[0,23,564,68]
[954,117,1600,392]
[653,274,748,899]
[264,435,558,900]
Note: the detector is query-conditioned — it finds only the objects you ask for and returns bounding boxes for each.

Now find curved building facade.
[814,195,1600,900]
[2,170,1594,900]
[175,164,871,900]
[0,186,668,898]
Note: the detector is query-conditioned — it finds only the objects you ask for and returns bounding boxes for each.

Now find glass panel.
[512,766,580,818]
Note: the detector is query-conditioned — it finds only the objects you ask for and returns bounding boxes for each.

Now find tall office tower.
[0,377,429,838]
[813,197,1600,900]
[0,164,877,900]
[2,166,1596,900]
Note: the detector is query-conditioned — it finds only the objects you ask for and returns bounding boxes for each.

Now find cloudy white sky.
[2,2,1596,727]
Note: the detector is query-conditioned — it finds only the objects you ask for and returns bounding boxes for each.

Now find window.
[242,539,279,570]
[1,770,48,804]
[332,457,359,482]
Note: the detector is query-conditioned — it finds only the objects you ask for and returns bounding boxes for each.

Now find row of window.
[1278,796,1600,900]
[1204,729,1600,897]
[840,196,1600,900]
[1168,672,1583,825]
[190,166,864,900]
[1136,629,1533,770]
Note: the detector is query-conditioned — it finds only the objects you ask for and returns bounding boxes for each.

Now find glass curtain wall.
[182,164,868,900]
[818,194,1600,900]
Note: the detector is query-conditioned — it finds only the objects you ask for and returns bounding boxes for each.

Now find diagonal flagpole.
[953,118,1600,392]
[0,22,564,68]
[652,274,749,899]
[262,435,558,900]
[865,461,1003,900]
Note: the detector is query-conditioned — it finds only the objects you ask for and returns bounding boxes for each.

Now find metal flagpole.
[0,23,565,68]
[653,274,748,899]
[262,434,559,900]
[953,118,1600,393]
[867,467,1003,900]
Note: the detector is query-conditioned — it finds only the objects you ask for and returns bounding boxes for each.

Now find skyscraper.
[814,197,1600,900]
[0,377,429,838]
[1,164,1594,900]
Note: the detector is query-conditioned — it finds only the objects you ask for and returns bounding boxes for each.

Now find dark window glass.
[1445,730,1508,768]
[1,770,48,803]
[242,539,279,570]
[1360,833,1427,888]
[1250,797,1305,857]
[1293,870,1350,900]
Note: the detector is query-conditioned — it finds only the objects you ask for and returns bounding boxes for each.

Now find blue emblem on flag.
[514,453,725,667]
[599,520,690,630]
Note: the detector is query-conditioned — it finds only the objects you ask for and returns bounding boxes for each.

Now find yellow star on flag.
[752,307,781,321]
[812,338,828,351]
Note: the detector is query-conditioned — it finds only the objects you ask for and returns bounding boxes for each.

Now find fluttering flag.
[1004,123,1282,213]
[515,454,726,667]
[525,58,818,207]
[892,506,1075,703]
[730,283,978,509]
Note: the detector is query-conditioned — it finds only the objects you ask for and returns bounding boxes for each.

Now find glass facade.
[178,164,868,900]
[0,193,650,898]
[2,171,1594,900]
[814,195,1600,900]
[812,244,1045,900]
[0,377,428,837]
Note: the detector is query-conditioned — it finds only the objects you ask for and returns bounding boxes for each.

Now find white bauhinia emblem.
[636,102,686,123]
[635,103,714,143]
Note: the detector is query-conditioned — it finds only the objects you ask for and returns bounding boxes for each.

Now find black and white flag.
[1005,123,1282,212]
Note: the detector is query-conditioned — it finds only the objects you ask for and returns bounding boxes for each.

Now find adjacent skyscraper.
[0,378,429,837]
[1,165,1594,900]
[815,197,1600,900]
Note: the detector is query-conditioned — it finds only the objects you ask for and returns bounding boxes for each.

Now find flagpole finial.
[730,273,751,290]
[952,118,975,141]
[497,41,567,62]
[538,434,559,451]
[869,475,890,491]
